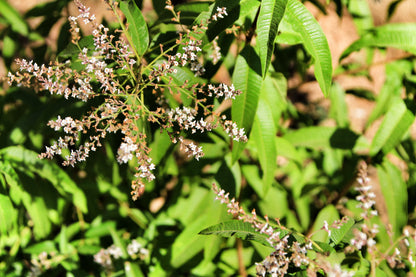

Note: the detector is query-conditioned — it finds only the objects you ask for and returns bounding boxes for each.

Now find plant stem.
[236,238,247,277]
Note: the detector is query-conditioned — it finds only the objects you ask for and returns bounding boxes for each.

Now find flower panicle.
[212,184,311,276]
[7,1,245,201]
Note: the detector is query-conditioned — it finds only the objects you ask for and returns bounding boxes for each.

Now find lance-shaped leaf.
[119,1,149,57]
[251,97,277,195]
[340,23,416,61]
[0,0,29,36]
[377,161,408,239]
[283,126,359,150]
[199,221,272,248]
[0,146,88,213]
[231,45,263,163]
[369,98,415,156]
[284,0,332,97]
[257,0,287,77]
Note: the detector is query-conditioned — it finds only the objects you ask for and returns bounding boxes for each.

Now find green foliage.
[119,0,149,57]
[1,0,416,276]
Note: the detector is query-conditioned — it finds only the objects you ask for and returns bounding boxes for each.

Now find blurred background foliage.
[1,0,416,276]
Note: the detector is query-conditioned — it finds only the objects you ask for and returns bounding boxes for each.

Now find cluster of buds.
[28,252,54,277]
[348,162,379,252]
[94,239,149,271]
[213,184,312,276]
[345,162,416,270]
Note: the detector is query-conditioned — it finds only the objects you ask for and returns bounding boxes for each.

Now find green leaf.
[0,0,29,36]
[0,146,88,213]
[2,35,17,58]
[348,0,373,35]
[215,154,242,198]
[251,97,277,195]
[171,194,222,268]
[30,196,52,239]
[85,221,117,238]
[199,220,272,248]
[367,61,411,127]
[189,0,242,42]
[166,2,211,25]
[58,36,94,60]
[119,0,149,57]
[369,98,415,156]
[283,127,359,150]
[377,161,408,238]
[284,0,332,97]
[329,218,355,246]
[340,23,416,60]
[242,165,265,197]
[125,261,145,277]
[258,186,288,220]
[329,82,349,128]
[231,45,263,162]
[275,137,301,164]
[311,205,339,242]
[275,18,303,45]
[257,0,287,77]
[0,194,17,234]
[24,241,57,254]
[266,72,288,129]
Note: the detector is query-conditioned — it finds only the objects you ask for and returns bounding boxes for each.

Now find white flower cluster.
[117,137,138,164]
[223,120,247,142]
[211,7,228,22]
[168,107,214,134]
[94,240,149,270]
[179,137,204,160]
[207,83,242,100]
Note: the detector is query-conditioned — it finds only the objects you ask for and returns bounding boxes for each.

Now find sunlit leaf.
[0,0,29,35]
[257,0,287,77]
[0,146,88,213]
[377,161,408,239]
[199,220,272,248]
[251,97,277,195]
[369,98,415,156]
[284,0,332,96]
[120,0,149,56]
[329,83,349,128]
[329,218,355,246]
[340,23,416,60]
[311,205,339,242]
[283,127,359,150]
[231,45,263,163]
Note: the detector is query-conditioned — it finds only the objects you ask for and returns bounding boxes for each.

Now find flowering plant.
[2,0,416,276]
[8,0,246,200]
